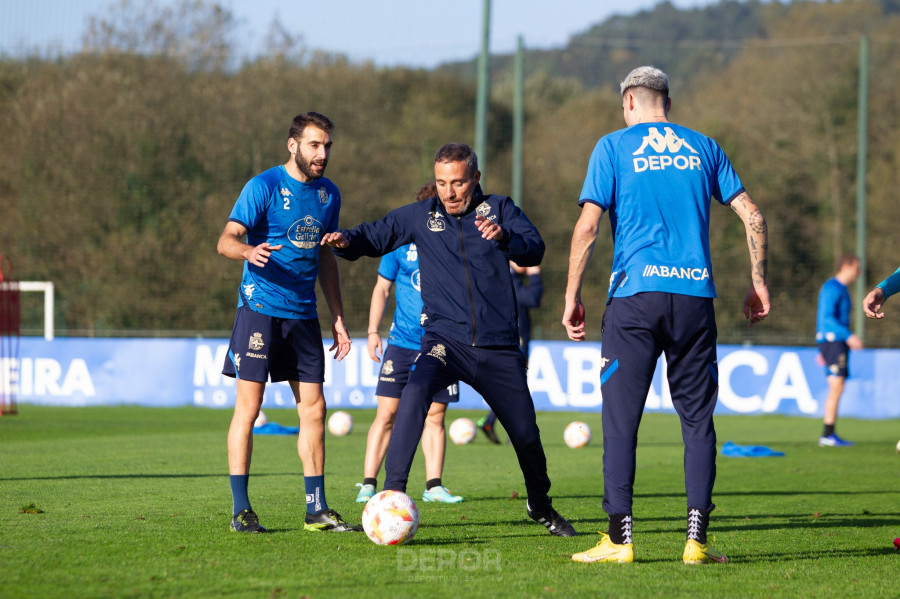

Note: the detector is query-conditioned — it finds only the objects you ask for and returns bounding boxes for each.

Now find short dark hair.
[289,112,334,140]
[415,180,437,202]
[434,143,478,177]
[835,252,859,272]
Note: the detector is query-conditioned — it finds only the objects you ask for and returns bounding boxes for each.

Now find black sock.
[425,478,442,491]
[608,513,633,544]
[687,507,711,543]
[823,424,835,437]
[363,477,377,488]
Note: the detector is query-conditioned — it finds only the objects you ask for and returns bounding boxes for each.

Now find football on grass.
[449,417,476,445]
[564,421,592,448]
[362,490,420,545]
[327,410,353,436]
[254,410,267,428]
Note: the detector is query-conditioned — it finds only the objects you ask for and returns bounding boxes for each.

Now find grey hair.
[620,66,669,96]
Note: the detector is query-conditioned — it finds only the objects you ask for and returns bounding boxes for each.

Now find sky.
[1,0,719,68]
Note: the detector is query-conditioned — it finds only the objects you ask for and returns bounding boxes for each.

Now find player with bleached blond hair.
[563,66,769,564]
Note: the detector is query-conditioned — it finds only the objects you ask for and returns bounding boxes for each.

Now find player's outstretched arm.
[863,287,886,319]
[320,231,349,249]
[731,192,770,327]
[563,203,604,341]
[217,221,283,267]
[318,245,351,361]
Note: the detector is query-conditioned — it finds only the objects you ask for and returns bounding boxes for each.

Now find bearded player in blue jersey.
[323,143,576,537]
[563,67,770,564]
[355,181,464,505]
[217,112,361,534]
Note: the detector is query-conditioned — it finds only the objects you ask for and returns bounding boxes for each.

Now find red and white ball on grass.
[564,421,592,449]
[449,417,476,445]
[327,410,353,436]
[362,490,420,545]
[254,410,267,428]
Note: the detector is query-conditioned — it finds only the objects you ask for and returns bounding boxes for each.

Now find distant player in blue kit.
[815,253,863,447]
[323,143,576,537]
[217,112,361,534]
[563,67,770,564]
[355,181,464,505]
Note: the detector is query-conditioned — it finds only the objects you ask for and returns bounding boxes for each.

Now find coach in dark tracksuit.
[322,143,575,537]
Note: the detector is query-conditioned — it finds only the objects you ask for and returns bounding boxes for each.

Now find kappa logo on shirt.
[318,186,329,204]
[632,126,702,173]
[280,188,293,197]
[243,284,255,299]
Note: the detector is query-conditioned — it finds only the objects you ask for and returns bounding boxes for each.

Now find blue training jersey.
[228,165,341,319]
[378,244,424,351]
[816,277,852,342]
[580,122,744,300]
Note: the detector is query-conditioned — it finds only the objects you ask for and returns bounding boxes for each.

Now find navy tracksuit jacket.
[334,189,556,510]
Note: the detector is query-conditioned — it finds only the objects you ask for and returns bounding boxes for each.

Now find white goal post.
[0,281,54,341]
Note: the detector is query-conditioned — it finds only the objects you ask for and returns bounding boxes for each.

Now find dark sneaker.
[527,501,577,537]
[477,416,501,445]
[304,509,363,532]
[231,509,267,533]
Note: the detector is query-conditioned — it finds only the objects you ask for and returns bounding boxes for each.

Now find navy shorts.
[375,344,458,403]
[818,341,849,378]
[222,306,325,384]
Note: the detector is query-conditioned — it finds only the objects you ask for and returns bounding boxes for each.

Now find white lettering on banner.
[718,350,766,413]
[193,345,233,387]
[527,346,567,406]
[562,347,603,407]
[718,350,815,414]
[762,352,816,413]
[11,358,96,397]
[0,358,18,395]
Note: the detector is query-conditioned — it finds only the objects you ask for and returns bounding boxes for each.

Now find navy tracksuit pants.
[383,333,553,511]
[599,292,719,516]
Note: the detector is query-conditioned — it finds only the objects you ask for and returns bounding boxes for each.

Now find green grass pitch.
[1,406,898,598]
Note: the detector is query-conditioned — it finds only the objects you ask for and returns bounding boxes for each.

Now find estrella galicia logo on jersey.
[632,126,702,173]
[427,211,445,232]
[249,332,265,351]
[317,186,329,205]
[288,215,324,249]
[427,344,448,366]
[411,269,421,292]
[381,360,394,375]
[242,284,255,299]
[476,202,491,217]
[642,264,710,281]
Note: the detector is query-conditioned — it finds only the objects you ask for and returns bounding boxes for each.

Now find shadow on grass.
[0,472,295,481]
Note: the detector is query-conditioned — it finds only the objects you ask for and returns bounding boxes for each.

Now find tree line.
[2,0,900,346]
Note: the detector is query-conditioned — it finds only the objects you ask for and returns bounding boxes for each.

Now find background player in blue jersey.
[563,67,770,564]
[355,181,464,505]
[478,262,543,444]
[815,253,863,447]
[323,143,576,538]
[216,112,361,534]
